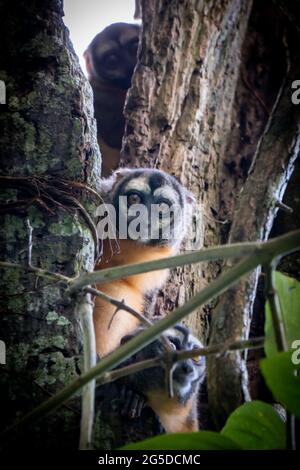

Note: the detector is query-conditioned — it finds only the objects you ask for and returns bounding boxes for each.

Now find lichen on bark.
[0,0,100,449]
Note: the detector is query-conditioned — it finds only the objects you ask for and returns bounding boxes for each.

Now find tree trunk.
[0,0,100,449]
[122,0,300,430]
[124,0,252,339]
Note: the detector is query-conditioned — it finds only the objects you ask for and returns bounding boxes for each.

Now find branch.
[67,233,300,293]
[1,229,299,442]
[85,286,173,352]
[265,262,288,352]
[85,286,152,328]
[0,261,70,284]
[26,219,33,267]
[2,232,299,295]
[76,293,96,450]
[97,336,265,387]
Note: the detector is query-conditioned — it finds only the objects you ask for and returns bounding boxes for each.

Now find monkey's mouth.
[172,378,193,400]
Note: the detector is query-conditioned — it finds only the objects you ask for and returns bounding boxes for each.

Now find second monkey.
[84,23,140,176]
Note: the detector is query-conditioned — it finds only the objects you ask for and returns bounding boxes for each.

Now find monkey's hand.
[120,385,146,419]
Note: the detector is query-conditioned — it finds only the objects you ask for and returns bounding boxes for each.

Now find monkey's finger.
[135,395,146,418]
[128,393,141,419]
[121,388,134,417]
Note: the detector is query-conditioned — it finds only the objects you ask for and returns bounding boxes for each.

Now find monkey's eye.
[192,356,201,363]
[191,348,202,363]
[127,192,142,206]
[104,53,119,69]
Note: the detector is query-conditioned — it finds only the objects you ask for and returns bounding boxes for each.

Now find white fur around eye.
[153,186,180,205]
[124,177,151,193]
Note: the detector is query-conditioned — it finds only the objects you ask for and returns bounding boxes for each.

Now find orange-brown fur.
[94,239,174,357]
[147,391,198,433]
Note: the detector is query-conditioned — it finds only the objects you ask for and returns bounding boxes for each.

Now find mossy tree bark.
[0,0,100,449]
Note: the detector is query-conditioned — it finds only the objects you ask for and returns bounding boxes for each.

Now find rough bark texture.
[0,0,100,449]
[123,0,252,341]
[121,0,300,432]
[208,57,300,427]
[206,1,300,427]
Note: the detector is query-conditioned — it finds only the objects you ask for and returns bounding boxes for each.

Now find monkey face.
[167,326,206,401]
[110,169,194,247]
[85,22,140,89]
[120,325,206,403]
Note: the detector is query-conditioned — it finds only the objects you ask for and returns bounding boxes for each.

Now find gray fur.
[99,168,195,249]
[120,324,206,404]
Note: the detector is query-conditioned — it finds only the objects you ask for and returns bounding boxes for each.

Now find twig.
[67,230,300,293]
[265,261,292,448]
[85,286,173,352]
[265,261,288,352]
[275,200,293,214]
[166,364,175,398]
[0,261,70,284]
[76,293,96,450]
[26,219,33,267]
[97,336,266,386]
[2,231,299,295]
[108,303,123,330]
[1,229,299,442]
[87,287,152,327]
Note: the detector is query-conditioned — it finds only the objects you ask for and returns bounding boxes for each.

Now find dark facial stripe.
[173,324,191,347]
[149,171,167,191]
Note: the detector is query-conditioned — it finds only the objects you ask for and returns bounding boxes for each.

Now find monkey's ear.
[83,49,94,76]
[114,168,135,182]
[99,168,133,195]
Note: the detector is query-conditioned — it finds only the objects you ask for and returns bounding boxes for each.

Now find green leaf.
[121,431,240,450]
[265,272,300,357]
[261,351,300,419]
[221,400,285,449]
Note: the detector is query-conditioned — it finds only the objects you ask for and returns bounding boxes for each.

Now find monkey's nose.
[175,360,194,377]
